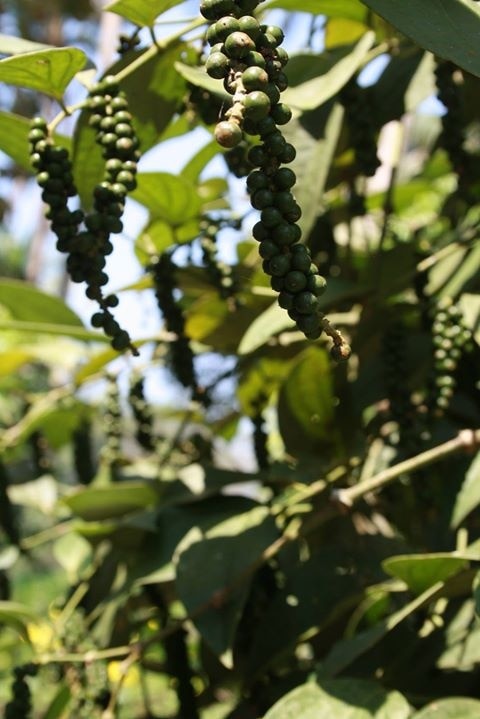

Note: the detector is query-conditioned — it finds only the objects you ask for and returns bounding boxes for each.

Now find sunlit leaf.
[63,482,160,521]
[0,47,87,99]
[413,698,480,718]
[104,0,186,26]
[382,553,469,595]
[264,678,411,719]
[451,451,480,528]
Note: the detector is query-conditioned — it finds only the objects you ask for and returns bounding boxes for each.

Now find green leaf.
[284,102,344,239]
[135,219,176,264]
[283,33,375,111]
[277,346,337,454]
[325,18,368,48]
[0,111,71,171]
[319,582,444,676]
[132,173,202,225]
[104,0,185,26]
[0,278,83,325]
[0,600,39,641]
[238,301,293,355]
[264,0,367,20]
[382,553,469,595]
[413,698,480,718]
[474,571,480,618]
[0,320,110,344]
[0,47,87,99]
[63,482,159,521]
[0,389,85,451]
[451,451,480,528]
[0,34,53,55]
[175,505,278,666]
[131,496,260,586]
[360,0,480,78]
[43,685,72,719]
[175,61,230,100]
[263,678,411,719]
[182,140,220,183]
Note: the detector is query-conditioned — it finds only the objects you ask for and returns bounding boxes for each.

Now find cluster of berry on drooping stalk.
[340,77,380,217]
[150,253,205,401]
[72,420,97,485]
[199,216,240,306]
[251,390,270,470]
[201,0,350,359]
[29,76,140,354]
[128,373,156,451]
[427,298,474,415]
[5,664,37,719]
[381,320,419,454]
[101,373,123,472]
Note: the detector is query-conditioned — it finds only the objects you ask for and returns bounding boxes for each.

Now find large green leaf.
[0,319,110,344]
[0,389,87,451]
[277,346,337,454]
[413,698,480,718]
[360,0,480,78]
[0,111,70,171]
[283,32,375,111]
[104,0,186,26]
[131,496,260,586]
[0,34,52,55]
[284,102,344,240]
[0,47,87,99]
[43,685,72,719]
[238,301,293,355]
[382,553,469,595]
[264,679,411,719]
[175,505,278,666]
[451,451,480,528]
[63,482,159,521]
[0,278,83,325]
[131,172,202,225]
[265,0,367,19]
[175,61,231,100]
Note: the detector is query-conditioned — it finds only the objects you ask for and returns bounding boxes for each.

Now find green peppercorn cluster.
[251,391,270,470]
[185,83,224,126]
[199,217,239,305]
[0,460,20,546]
[30,429,51,476]
[5,663,37,719]
[85,76,140,348]
[201,0,350,356]
[73,420,97,485]
[223,140,255,177]
[101,374,123,470]
[434,61,469,182]
[340,78,380,179]
[117,30,141,55]
[128,373,155,451]
[57,609,110,717]
[428,298,474,414]
[29,75,140,354]
[150,253,202,399]
[381,321,418,452]
[202,0,291,150]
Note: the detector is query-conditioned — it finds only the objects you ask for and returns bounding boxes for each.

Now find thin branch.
[334,428,480,507]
